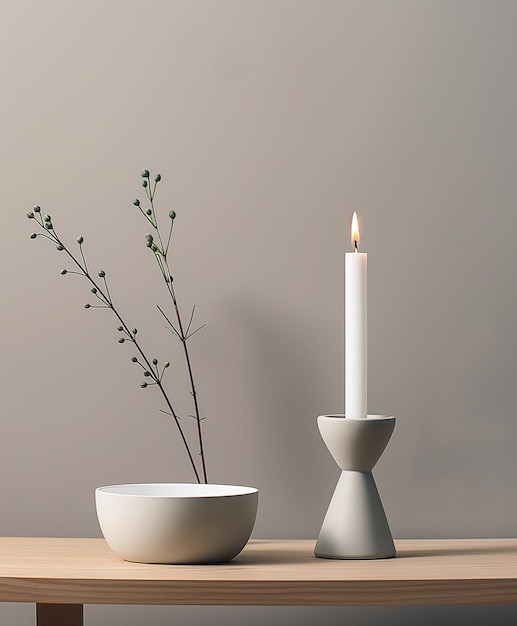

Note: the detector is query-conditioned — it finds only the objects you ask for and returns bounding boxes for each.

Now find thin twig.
[28,207,201,483]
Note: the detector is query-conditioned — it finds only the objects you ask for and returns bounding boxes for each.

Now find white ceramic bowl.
[96,483,259,564]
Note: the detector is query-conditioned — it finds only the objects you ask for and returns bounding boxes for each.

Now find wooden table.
[1,538,516,626]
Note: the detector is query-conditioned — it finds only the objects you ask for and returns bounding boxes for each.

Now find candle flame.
[351,211,360,250]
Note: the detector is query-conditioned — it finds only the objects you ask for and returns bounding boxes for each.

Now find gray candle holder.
[315,414,396,560]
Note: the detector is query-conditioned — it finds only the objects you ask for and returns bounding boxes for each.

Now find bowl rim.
[96,482,259,498]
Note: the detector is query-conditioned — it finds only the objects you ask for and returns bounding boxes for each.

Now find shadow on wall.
[1,596,516,625]
[82,603,517,626]
[220,296,340,536]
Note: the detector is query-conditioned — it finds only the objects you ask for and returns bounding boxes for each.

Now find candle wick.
[354,240,358,252]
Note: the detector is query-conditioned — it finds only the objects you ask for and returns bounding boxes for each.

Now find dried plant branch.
[28,169,208,483]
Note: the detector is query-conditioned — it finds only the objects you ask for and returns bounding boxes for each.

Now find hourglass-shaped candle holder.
[315,414,396,560]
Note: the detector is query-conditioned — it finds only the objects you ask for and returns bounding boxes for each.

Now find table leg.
[36,604,84,626]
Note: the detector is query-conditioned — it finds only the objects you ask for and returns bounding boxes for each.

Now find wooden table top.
[1,537,517,606]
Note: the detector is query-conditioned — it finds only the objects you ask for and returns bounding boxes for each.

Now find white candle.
[345,211,367,418]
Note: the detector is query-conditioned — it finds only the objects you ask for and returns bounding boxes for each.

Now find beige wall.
[1,1,516,623]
